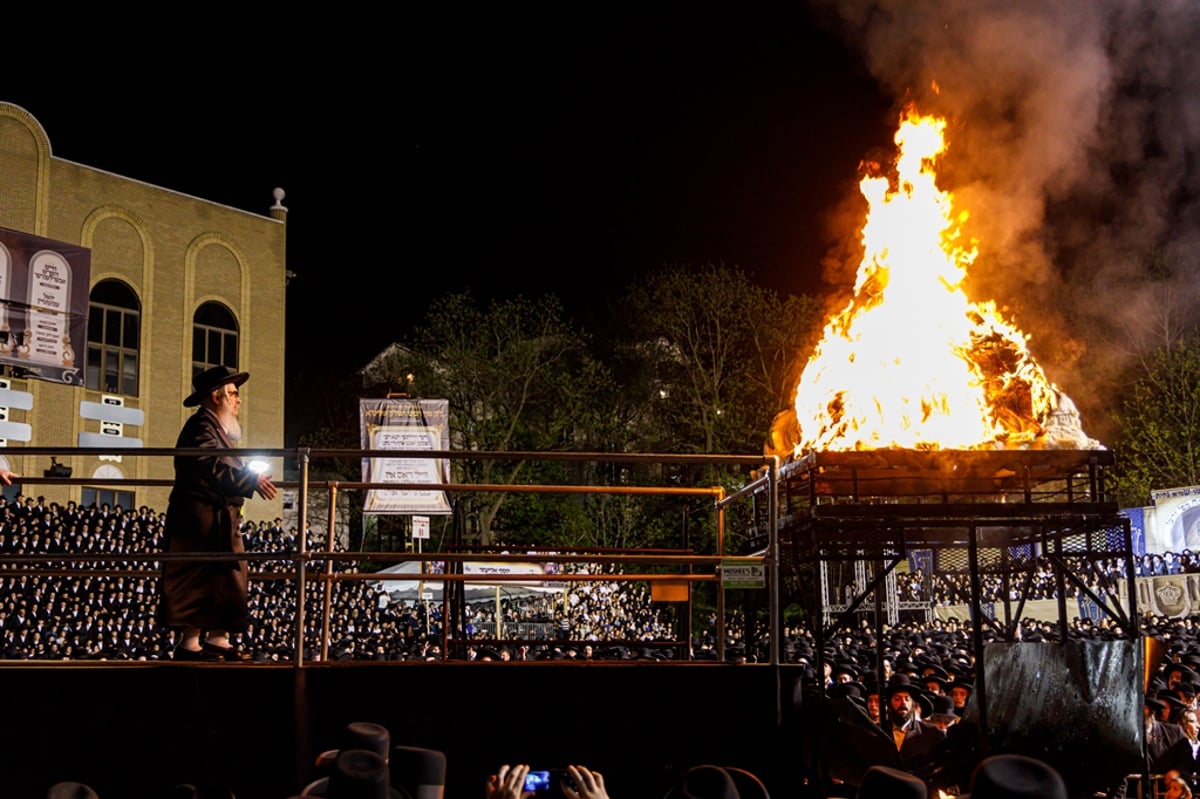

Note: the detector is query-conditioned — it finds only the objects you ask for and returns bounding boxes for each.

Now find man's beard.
[220,413,242,442]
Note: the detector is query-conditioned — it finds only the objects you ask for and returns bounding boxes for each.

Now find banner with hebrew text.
[360,397,451,515]
[0,227,90,385]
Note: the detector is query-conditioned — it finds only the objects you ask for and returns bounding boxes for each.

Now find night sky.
[9,2,1199,451]
[3,5,892,376]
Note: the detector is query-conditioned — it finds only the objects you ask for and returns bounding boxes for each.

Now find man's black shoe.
[172,646,205,662]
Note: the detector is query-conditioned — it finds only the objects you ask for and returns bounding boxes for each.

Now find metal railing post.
[295,447,309,666]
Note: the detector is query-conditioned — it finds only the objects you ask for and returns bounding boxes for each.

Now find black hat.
[833,681,865,700]
[390,746,446,799]
[961,754,1068,799]
[922,663,949,680]
[832,661,859,679]
[1164,662,1193,680]
[183,365,249,407]
[304,749,410,799]
[929,693,957,721]
[914,690,934,720]
[46,783,100,799]
[884,675,916,701]
[723,767,770,799]
[662,765,740,799]
[856,765,927,799]
[1166,695,1189,713]
[315,721,392,768]
[924,674,949,691]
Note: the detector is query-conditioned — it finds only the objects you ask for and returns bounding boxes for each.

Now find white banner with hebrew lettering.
[0,227,90,386]
[360,398,452,515]
[1139,485,1200,554]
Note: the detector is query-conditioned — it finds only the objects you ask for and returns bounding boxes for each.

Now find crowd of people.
[11,488,1200,797]
[0,487,1198,667]
[0,491,688,662]
[889,554,1141,605]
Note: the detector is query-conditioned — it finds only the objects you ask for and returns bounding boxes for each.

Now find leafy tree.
[611,262,822,457]
[397,291,596,545]
[337,269,827,552]
[1112,334,1200,507]
[599,263,824,555]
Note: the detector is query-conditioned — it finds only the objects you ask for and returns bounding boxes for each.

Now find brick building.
[0,100,287,514]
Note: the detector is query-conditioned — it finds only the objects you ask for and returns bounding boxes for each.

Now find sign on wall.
[0,226,90,386]
[359,397,451,515]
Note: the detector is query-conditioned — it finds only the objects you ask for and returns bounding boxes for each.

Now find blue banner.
[1121,507,1145,557]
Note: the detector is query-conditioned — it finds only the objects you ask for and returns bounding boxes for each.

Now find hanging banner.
[360,397,451,515]
[0,226,90,386]
[1138,485,1200,554]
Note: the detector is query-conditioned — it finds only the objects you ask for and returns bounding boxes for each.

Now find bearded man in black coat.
[157,366,277,662]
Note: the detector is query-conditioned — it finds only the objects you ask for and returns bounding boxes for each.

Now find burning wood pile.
[768,108,1101,460]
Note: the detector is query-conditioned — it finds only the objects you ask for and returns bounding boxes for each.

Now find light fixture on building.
[44,457,72,478]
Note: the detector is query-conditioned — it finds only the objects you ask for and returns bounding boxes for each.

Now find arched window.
[192,301,239,377]
[86,279,141,395]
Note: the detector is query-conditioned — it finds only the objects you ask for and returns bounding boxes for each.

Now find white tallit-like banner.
[360,397,452,515]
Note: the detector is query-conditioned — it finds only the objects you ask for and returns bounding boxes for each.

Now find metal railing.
[0,445,774,666]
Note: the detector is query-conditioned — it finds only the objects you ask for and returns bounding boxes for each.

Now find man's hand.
[0,469,17,486]
[255,473,277,501]
[486,764,531,799]
[563,765,609,799]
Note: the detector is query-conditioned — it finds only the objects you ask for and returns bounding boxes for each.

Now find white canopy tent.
[373,560,564,604]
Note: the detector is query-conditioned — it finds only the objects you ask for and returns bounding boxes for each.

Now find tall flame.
[785,108,1099,453]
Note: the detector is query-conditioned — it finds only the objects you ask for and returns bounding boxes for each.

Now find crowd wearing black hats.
[10,491,1158,797]
[3,489,1199,668]
[0,493,683,662]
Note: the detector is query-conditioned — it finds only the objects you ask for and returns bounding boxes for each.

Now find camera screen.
[524,770,553,793]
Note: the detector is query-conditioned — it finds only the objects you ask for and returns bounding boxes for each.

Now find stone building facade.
[0,100,287,514]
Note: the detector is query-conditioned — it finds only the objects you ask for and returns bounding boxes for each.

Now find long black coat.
[887,718,946,782]
[1147,718,1185,775]
[157,407,260,632]
[1164,735,1200,785]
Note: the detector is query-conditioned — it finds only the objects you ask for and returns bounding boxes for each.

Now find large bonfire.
[771,107,1099,457]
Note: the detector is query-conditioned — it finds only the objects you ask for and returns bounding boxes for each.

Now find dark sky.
[10,2,1200,454]
[2,5,894,378]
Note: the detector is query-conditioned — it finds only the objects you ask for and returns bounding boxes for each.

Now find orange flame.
[786,108,1099,454]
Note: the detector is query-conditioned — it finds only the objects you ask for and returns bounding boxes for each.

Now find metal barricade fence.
[0,445,771,665]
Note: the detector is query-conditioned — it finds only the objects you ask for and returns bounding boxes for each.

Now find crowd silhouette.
[0,490,1190,668]
[0,492,683,662]
[8,491,1195,799]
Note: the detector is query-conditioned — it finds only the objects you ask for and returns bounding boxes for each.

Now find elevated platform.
[766,448,1138,751]
[776,449,1125,559]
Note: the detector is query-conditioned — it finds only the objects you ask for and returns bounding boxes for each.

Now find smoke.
[811,0,1200,443]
